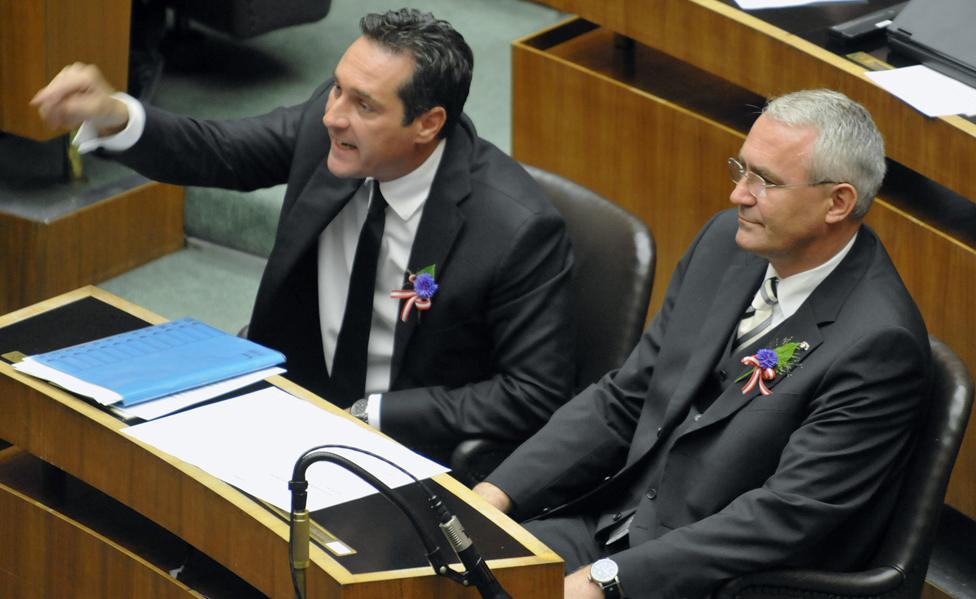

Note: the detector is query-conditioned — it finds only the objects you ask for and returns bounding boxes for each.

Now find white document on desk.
[110,367,286,421]
[866,65,976,117]
[122,386,449,512]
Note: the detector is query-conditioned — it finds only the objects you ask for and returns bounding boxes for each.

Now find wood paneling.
[865,204,976,516]
[0,452,198,599]
[530,0,976,206]
[0,0,131,140]
[514,27,755,314]
[0,182,185,315]
[512,18,976,524]
[0,288,563,598]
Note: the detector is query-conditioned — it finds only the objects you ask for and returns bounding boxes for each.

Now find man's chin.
[326,155,362,179]
[735,229,761,252]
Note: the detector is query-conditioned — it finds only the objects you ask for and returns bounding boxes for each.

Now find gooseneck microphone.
[288,444,511,599]
[431,494,512,599]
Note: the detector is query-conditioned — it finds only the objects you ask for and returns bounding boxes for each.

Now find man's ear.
[825,183,859,224]
[415,106,447,143]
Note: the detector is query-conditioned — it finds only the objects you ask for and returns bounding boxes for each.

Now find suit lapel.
[272,163,362,278]
[658,252,766,432]
[675,226,876,437]
[626,251,765,462]
[690,307,823,432]
[389,128,472,384]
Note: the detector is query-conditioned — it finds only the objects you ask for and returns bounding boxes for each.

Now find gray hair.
[763,89,885,218]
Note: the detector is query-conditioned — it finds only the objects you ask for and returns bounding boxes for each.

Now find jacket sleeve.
[108,83,331,191]
[611,325,929,599]
[378,208,575,453]
[484,214,718,517]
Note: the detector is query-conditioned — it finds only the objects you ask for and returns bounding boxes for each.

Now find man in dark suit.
[475,89,930,599]
[32,9,574,464]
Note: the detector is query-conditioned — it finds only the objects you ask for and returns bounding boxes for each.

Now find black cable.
[287,445,449,599]
[288,444,511,599]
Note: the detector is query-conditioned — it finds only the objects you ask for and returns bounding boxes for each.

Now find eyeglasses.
[728,157,838,199]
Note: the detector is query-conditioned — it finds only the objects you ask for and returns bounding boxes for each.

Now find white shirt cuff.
[366,393,382,429]
[73,92,146,154]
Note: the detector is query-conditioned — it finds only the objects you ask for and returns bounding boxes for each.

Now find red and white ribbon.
[390,275,433,322]
[740,355,776,396]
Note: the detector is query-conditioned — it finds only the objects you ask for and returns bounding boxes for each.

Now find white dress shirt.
[318,140,445,428]
[761,231,858,330]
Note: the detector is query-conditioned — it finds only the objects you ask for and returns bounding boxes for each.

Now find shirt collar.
[372,139,446,222]
[767,232,859,318]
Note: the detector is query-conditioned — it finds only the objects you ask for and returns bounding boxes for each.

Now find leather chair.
[166,0,332,39]
[716,335,974,599]
[450,164,656,486]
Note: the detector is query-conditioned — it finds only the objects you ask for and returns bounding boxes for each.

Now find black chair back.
[872,336,974,594]
[450,165,655,484]
[521,164,655,390]
[717,335,974,599]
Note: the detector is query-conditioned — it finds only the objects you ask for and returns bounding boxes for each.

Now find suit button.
[718,369,727,380]
[604,476,612,482]
[612,512,622,521]
[694,414,702,422]
[646,488,658,500]
[656,427,663,437]
[542,507,550,513]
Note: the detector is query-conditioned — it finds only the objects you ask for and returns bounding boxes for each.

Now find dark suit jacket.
[110,82,575,462]
[487,209,930,599]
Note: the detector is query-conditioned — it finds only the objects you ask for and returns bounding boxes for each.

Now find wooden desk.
[0,287,563,598]
[0,0,130,141]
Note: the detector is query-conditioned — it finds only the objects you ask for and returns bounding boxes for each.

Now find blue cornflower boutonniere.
[736,339,809,396]
[390,264,439,322]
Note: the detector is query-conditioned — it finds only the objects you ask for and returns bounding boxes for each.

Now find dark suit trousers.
[526,512,627,573]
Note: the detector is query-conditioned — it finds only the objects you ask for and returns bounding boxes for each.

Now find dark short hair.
[360,9,473,138]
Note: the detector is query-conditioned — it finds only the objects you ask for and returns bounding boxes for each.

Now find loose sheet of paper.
[110,367,285,421]
[866,65,976,117]
[122,386,448,512]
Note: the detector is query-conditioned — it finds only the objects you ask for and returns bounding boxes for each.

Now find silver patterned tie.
[735,276,779,350]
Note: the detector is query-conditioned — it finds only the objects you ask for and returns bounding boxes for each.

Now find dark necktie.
[734,276,779,350]
[330,181,387,407]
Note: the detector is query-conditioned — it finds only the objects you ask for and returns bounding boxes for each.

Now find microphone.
[288,444,511,599]
[431,495,511,599]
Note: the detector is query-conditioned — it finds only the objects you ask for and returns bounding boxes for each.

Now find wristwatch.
[588,558,624,599]
[350,398,369,424]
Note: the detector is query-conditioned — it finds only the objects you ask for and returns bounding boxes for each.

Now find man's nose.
[729,178,755,206]
[323,98,347,129]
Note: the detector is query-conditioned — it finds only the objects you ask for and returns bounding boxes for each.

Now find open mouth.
[332,137,357,151]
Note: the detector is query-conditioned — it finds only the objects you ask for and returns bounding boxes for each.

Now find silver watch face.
[351,399,368,420]
[590,558,619,584]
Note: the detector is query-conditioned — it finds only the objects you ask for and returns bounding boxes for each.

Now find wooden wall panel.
[512,22,976,522]
[531,0,976,205]
[0,1,46,137]
[0,0,130,140]
[513,30,746,314]
[0,474,196,598]
[0,182,184,315]
[865,205,976,515]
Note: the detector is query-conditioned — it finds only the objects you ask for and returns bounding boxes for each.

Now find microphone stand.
[288,444,512,599]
